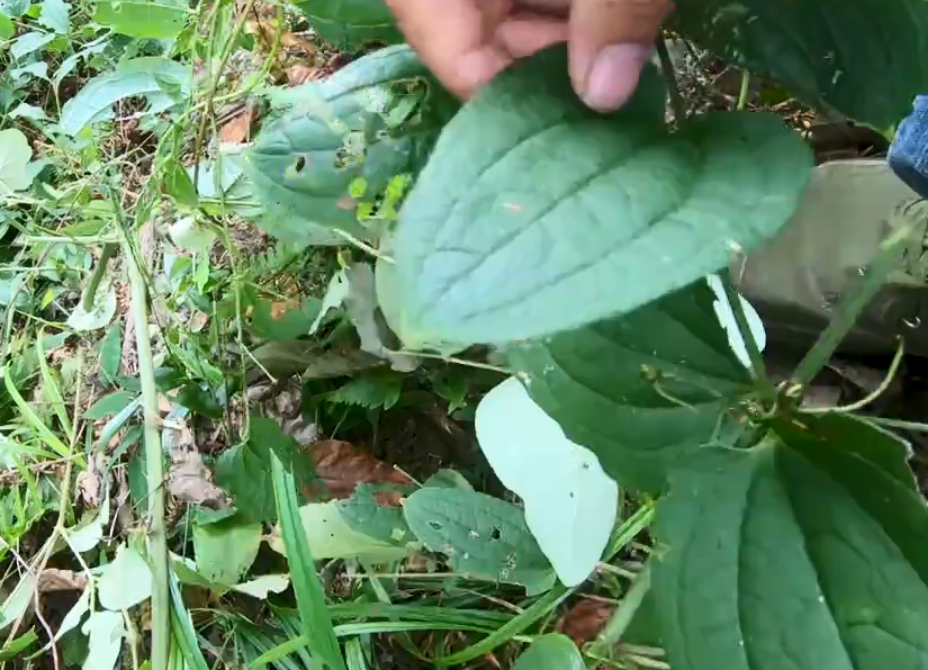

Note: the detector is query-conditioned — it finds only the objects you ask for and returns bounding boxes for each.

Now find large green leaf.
[60,57,190,136]
[674,0,928,134]
[294,0,400,47]
[653,414,928,670]
[192,518,262,586]
[243,45,456,244]
[506,281,752,493]
[403,488,556,594]
[390,47,813,347]
[92,0,188,38]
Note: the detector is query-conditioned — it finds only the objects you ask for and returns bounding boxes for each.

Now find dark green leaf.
[327,371,404,410]
[176,383,223,420]
[251,341,382,380]
[97,320,122,385]
[511,635,583,670]
[294,0,400,47]
[93,0,187,38]
[250,298,321,341]
[506,281,751,492]
[216,417,313,524]
[336,484,413,547]
[164,159,199,210]
[84,390,137,419]
[674,0,928,133]
[390,47,812,346]
[653,414,928,670]
[403,488,556,594]
[243,45,456,244]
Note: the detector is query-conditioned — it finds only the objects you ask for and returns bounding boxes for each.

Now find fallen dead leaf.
[309,440,412,504]
[556,598,616,646]
[77,452,106,508]
[287,63,319,86]
[164,419,228,509]
[38,569,88,592]
[219,105,258,144]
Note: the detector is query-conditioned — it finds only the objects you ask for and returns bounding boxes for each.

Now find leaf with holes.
[243,45,457,244]
[674,0,928,134]
[653,413,928,670]
[294,0,400,46]
[390,47,812,347]
[403,488,556,594]
[506,280,752,493]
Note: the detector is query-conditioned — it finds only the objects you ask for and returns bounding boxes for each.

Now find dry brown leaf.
[309,440,412,504]
[556,598,616,646]
[164,420,228,508]
[219,106,258,144]
[38,569,88,592]
[286,63,319,86]
[77,452,106,507]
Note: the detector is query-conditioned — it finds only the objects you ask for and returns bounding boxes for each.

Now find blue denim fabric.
[889,95,928,199]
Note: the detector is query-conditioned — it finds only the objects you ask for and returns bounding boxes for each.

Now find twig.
[804,338,905,415]
[656,35,686,123]
[113,190,170,670]
[792,223,912,387]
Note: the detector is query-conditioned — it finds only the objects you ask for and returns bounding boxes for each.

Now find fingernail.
[583,43,651,112]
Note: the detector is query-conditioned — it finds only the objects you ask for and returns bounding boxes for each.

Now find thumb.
[568,0,672,112]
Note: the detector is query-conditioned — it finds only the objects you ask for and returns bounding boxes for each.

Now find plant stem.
[863,417,928,434]
[656,35,686,123]
[792,223,912,387]
[82,243,116,311]
[804,337,905,415]
[116,200,170,670]
[720,273,774,398]
[585,564,652,666]
[736,70,751,111]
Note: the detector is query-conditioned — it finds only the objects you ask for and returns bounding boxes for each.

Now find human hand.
[383,0,673,112]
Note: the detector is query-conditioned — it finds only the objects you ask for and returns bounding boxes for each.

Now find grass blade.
[270,448,346,670]
[2,365,74,460]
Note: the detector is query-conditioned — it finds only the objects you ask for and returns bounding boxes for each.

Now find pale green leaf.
[705,275,766,369]
[37,0,69,34]
[10,61,48,82]
[84,390,136,419]
[403,488,556,594]
[269,501,409,562]
[512,635,584,670]
[81,611,124,670]
[390,47,812,346]
[192,519,262,586]
[0,14,13,38]
[92,0,187,38]
[653,414,928,670]
[0,0,28,17]
[231,574,290,599]
[67,283,116,331]
[506,281,752,492]
[0,574,35,632]
[169,215,216,254]
[674,0,928,134]
[98,544,152,610]
[0,129,34,196]
[60,57,190,136]
[310,268,349,335]
[9,103,46,122]
[10,31,55,60]
[475,377,617,587]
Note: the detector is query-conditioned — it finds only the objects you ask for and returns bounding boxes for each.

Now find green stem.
[736,70,751,111]
[792,224,912,387]
[656,35,686,123]
[115,198,169,670]
[585,565,652,666]
[720,273,774,398]
[82,243,116,312]
[803,337,904,415]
